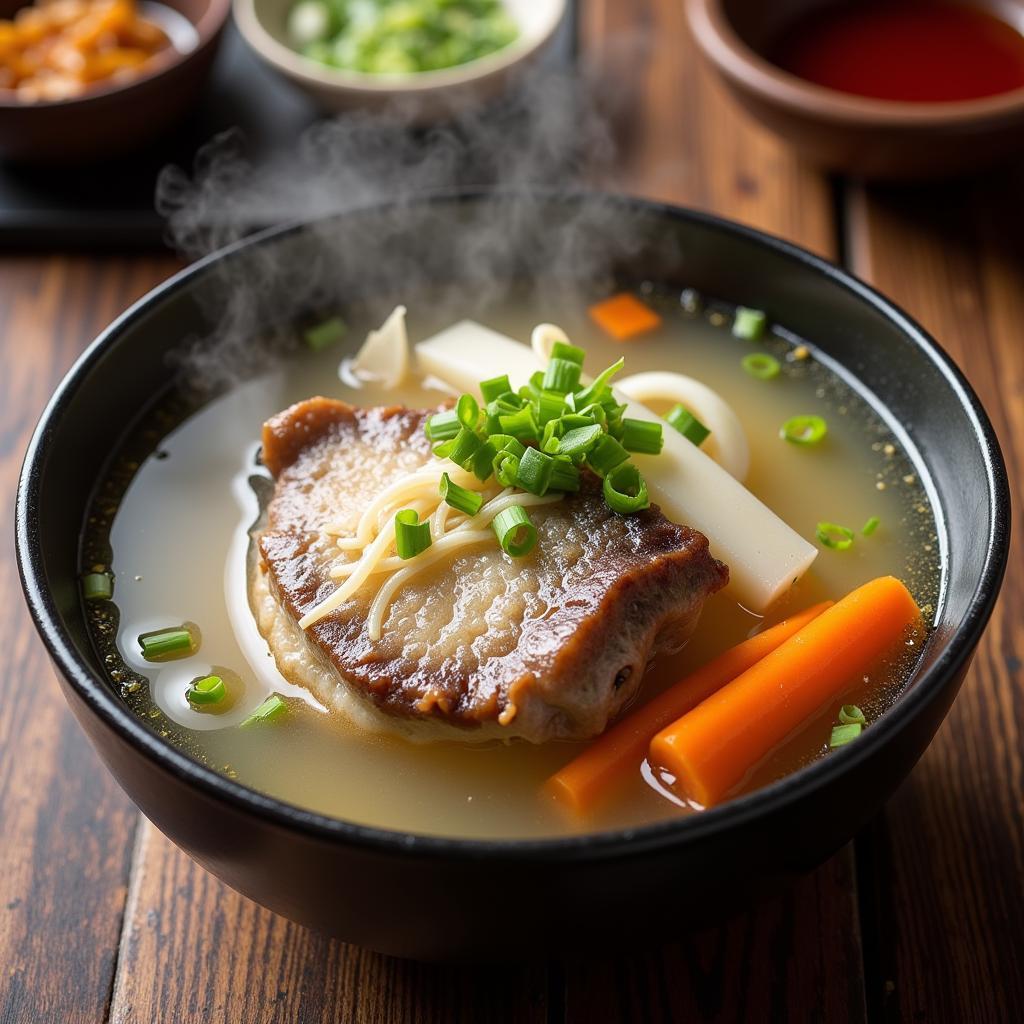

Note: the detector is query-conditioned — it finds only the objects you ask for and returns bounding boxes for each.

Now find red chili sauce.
[769,1,1024,103]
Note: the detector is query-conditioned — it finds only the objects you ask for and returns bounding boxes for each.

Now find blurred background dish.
[0,0,230,162]
[685,0,1024,180]
[233,0,566,118]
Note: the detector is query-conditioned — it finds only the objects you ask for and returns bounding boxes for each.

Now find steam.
[155,51,660,392]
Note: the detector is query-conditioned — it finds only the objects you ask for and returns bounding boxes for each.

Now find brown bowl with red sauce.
[685,0,1024,180]
[0,0,230,163]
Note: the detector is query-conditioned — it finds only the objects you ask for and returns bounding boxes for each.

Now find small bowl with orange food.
[686,0,1024,180]
[0,0,230,162]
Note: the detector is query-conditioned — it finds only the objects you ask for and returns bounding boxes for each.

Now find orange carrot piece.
[649,576,922,809]
[545,601,833,815]
[588,293,663,341]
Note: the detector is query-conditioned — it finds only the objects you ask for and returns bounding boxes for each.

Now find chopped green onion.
[558,423,603,458]
[439,473,483,517]
[471,439,497,482]
[829,723,862,748]
[394,509,432,560]
[479,374,512,403]
[574,357,625,408]
[498,406,538,441]
[587,434,630,476]
[603,463,650,514]
[139,626,196,662]
[494,451,520,487]
[516,447,554,496]
[240,694,287,729]
[493,435,526,459]
[448,426,483,468]
[781,415,828,445]
[574,402,607,427]
[424,409,461,442]
[542,358,582,394]
[741,353,781,380]
[551,340,586,365]
[82,572,113,601]
[550,456,581,492]
[303,316,346,351]
[733,306,766,341]
[862,516,881,536]
[492,505,537,557]
[186,675,226,706]
[456,394,480,430]
[816,522,855,551]
[535,390,566,425]
[620,418,664,455]
[666,405,710,447]
[838,704,867,727]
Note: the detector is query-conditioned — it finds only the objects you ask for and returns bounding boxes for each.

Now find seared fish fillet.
[251,397,728,743]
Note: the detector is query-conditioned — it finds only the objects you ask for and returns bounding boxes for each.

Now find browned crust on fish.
[255,398,729,741]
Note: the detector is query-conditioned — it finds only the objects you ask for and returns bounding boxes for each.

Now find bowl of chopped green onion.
[233,0,566,118]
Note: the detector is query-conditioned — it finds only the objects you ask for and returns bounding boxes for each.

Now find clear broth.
[86,289,940,838]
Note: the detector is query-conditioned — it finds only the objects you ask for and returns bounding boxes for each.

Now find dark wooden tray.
[0,8,577,249]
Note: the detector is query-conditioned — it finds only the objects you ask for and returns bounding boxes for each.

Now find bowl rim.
[15,187,1011,863]
[231,0,567,96]
[0,0,231,112]
[686,0,1024,127]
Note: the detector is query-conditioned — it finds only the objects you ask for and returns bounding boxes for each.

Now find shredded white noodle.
[298,468,563,637]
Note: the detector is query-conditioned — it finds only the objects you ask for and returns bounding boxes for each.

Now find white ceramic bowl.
[233,0,567,120]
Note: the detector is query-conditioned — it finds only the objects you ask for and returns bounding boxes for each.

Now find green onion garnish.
[186,674,226,706]
[492,505,537,557]
[551,340,586,365]
[479,374,512,403]
[862,516,881,536]
[439,473,483,517]
[543,358,582,395]
[603,463,650,514]
[781,414,827,445]
[838,705,867,726]
[498,406,538,441]
[587,434,630,477]
[574,357,625,408]
[516,447,554,496]
[303,316,346,351]
[394,509,432,560]
[550,456,581,492]
[425,409,460,443]
[535,390,566,425]
[240,694,287,728]
[456,394,480,430]
[816,522,855,551]
[82,572,113,601]
[447,426,483,468]
[732,306,766,341]
[470,439,497,483]
[665,405,710,447]
[139,626,196,662]
[830,723,862,748]
[620,418,664,455]
[557,423,603,458]
[741,353,781,380]
[494,451,520,487]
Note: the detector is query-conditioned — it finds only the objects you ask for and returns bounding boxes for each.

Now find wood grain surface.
[1,1,1021,1022]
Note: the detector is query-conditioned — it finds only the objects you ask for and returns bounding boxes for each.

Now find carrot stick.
[649,576,922,809]
[545,601,834,815]
[588,293,663,341]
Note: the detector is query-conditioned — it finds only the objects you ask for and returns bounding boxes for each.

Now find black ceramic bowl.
[16,191,1009,960]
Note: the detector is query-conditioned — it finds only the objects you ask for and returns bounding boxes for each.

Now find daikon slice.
[414,320,816,611]
[349,305,409,387]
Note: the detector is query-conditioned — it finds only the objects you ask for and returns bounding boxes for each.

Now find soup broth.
[85,287,940,838]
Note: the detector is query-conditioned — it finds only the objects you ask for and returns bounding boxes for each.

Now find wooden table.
[2,3,1021,1021]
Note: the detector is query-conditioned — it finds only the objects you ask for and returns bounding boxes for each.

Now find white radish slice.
[414,320,817,612]
[348,305,409,387]
[616,371,750,482]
